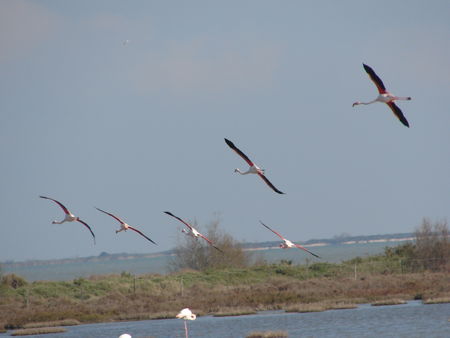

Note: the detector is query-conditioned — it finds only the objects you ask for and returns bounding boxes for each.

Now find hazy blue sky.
[1,0,449,261]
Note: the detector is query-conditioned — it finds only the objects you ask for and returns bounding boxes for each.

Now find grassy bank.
[1,256,449,329]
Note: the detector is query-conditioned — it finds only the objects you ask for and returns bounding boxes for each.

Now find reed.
[11,327,66,336]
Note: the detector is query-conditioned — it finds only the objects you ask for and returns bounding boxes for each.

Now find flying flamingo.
[224,138,284,194]
[39,196,96,244]
[176,308,196,338]
[260,221,320,258]
[95,207,157,244]
[352,63,411,127]
[164,211,223,253]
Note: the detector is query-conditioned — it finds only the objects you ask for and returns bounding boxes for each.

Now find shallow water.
[1,301,448,337]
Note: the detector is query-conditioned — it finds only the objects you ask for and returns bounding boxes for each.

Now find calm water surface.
[1,301,449,337]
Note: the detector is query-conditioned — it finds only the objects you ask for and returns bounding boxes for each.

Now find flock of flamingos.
[39,63,411,259]
[38,63,411,337]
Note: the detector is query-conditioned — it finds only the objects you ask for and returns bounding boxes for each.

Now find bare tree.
[412,218,450,271]
[170,217,250,271]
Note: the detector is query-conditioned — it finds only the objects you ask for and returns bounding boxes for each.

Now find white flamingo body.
[260,221,320,258]
[353,64,411,127]
[39,196,96,244]
[164,211,223,253]
[282,239,296,249]
[96,207,157,244]
[54,212,77,224]
[224,138,284,194]
[176,308,197,320]
[177,308,196,338]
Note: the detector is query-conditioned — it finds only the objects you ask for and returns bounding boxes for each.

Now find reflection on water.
[1,301,448,337]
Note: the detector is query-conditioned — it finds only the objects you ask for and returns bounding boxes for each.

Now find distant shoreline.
[2,233,414,268]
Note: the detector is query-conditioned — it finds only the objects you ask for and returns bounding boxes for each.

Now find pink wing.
[164,211,193,230]
[95,207,126,225]
[224,138,254,167]
[40,196,71,215]
[363,64,386,94]
[260,221,286,241]
[257,172,284,194]
[386,102,409,127]
[293,243,320,258]
[198,232,223,253]
[76,219,96,244]
[128,226,157,245]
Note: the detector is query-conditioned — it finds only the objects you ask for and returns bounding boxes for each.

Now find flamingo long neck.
[235,168,251,175]
[356,98,378,105]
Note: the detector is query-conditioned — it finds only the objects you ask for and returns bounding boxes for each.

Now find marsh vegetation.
[0,219,448,331]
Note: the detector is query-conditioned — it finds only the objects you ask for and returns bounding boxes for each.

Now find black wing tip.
[224,138,234,147]
[146,237,158,245]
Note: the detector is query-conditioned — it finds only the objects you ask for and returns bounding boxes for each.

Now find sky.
[1,0,449,262]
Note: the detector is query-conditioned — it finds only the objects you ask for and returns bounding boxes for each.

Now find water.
[1,301,448,337]
[3,242,402,281]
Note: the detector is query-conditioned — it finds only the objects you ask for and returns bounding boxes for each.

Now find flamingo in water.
[260,221,320,258]
[39,196,96,244]
[224,138,284,194]
[164,211,223,253]
[353,63,411,127]
[176,308,196,338]
[95,207,157,244]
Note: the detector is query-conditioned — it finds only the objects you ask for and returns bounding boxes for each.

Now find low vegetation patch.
[423,297,450,304]
[23,319,80,328]
[11,327,66,336]
[328,302,358,310]
[284,303,326,313]
[246,331,288,338]
[371,299,407,306]
[285,301,357,313]
[213,307,256,317]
